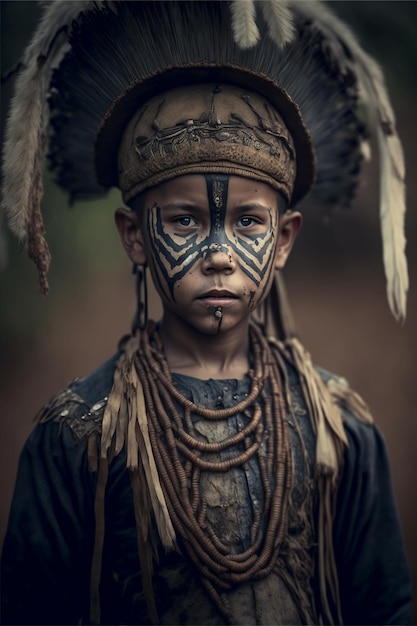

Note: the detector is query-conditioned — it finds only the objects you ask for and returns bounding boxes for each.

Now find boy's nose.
[201,243,236,273]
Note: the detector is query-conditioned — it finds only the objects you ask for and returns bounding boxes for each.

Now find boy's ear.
[114,207,147,265]
[275,211,302,270]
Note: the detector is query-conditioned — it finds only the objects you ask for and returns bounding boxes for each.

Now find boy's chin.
[183,314,249,337]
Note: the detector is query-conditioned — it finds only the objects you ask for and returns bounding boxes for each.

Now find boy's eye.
[173,216,197,227]
[236,216,257,228]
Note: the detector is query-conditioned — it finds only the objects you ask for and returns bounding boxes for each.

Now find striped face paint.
[145,175,278,307]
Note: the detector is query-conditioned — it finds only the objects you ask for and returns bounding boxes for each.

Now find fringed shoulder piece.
[324,374,374,426]
[36,383,107,441]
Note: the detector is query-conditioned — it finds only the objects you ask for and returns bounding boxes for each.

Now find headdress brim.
[96,63,315,207]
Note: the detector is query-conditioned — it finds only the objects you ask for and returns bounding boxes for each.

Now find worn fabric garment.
[1,355,412,625]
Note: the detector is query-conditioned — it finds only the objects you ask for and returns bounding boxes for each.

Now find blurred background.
[1,1,416,622]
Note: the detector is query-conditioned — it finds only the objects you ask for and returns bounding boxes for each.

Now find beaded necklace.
[133,321,292,621]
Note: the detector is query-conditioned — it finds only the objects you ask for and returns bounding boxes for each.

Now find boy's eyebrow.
[159,202,208,212]
[233,203,272,212]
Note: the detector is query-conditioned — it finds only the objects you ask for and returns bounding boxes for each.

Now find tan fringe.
[107,335,175,549]
[267,331,346,624]
[101,340,132,460]
[92,332,175,624]
[90,456,109,625]
[263,272,346,473]
[283,338,346,624]
[316,475,343,625]
[263,274,347,474]
[132,368,175,549]
[87,432,99,473]
[277,337,347,478]
[131,468,159,625]
[254,269,349,622]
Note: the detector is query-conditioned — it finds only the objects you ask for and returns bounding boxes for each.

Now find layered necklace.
[133,321,292,622]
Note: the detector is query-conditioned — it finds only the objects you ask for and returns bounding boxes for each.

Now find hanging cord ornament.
[132,263,148,333]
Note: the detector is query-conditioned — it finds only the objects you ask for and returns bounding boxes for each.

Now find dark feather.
[48,1,363,214]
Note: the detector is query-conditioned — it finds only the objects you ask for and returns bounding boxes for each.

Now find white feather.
[259,0,296,49]
[286,0,408,321]
[230,0,260,49]
[1,1,102,241]
[2,68,44,239]
[378,128,408,321]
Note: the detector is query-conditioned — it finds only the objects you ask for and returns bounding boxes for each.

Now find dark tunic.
[1,355,412,625]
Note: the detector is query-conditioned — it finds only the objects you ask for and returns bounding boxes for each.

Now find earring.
[132,263,148,332]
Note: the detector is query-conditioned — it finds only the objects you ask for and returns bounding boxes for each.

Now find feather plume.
[2,1,98,239]
[2,63,44,240]
[3,0,407,318]
[378,127,408,321]
[230,0,260,49]
[287,0,408,320]
[1,1,105,292]
[259,0,296,49]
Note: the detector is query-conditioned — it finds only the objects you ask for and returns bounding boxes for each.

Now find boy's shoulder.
[36,353,120,441]
[315,365,379,465]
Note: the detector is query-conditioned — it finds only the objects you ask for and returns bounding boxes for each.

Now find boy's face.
[118,174,301,335]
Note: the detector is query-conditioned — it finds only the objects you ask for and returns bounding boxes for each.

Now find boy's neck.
[159,314,250,380]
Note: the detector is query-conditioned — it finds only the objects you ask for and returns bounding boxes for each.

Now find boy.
[1,2,412,624]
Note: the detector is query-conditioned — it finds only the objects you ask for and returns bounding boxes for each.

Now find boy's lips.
[197,289,238,307]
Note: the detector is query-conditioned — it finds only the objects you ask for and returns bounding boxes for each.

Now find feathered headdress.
[1,0,408,321]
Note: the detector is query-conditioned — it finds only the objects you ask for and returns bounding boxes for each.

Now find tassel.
[230,0,260,49]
